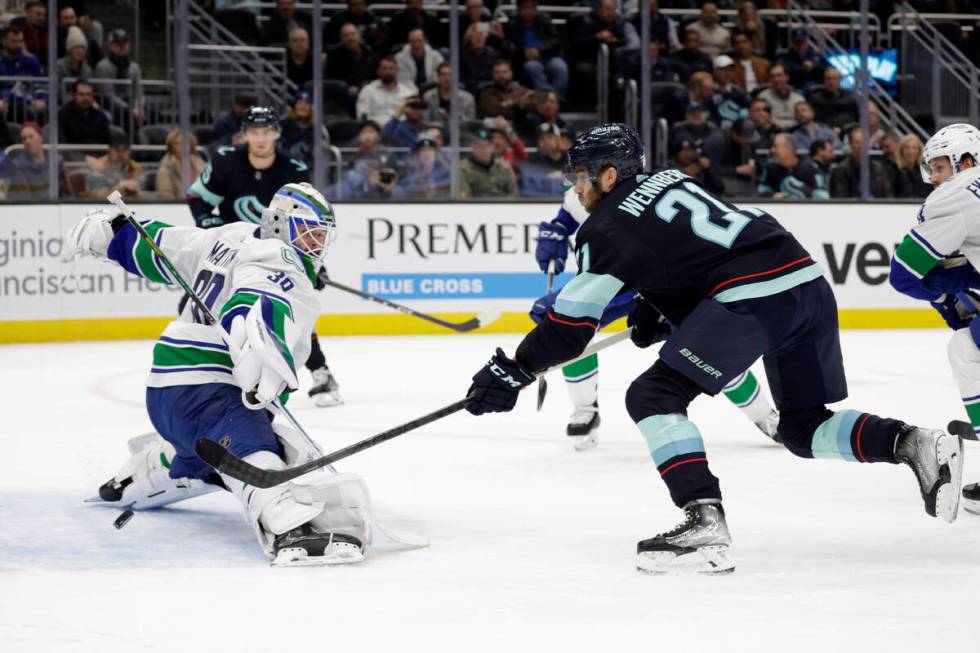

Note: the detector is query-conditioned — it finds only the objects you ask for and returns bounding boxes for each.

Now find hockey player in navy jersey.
[187,106,342,407]
[64,183,370,566]
[466,123,963,574]
[533,187,779,450]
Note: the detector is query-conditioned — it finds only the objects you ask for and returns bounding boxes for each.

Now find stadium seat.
[138,125,170,146]
[6,122,19,145]
[326,119,361,145]
[109,125,130,146]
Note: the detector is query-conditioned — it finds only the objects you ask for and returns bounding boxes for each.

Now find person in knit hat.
[55,25,92,81]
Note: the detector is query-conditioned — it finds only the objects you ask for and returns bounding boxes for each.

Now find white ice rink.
[2,330,979,652]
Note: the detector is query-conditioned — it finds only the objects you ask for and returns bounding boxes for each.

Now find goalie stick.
[105,192,335,473]
[322,278,501,333]
[196,327,635,488]
[946,420,979,442]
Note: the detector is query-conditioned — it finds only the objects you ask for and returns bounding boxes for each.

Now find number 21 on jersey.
[655,182,760,249]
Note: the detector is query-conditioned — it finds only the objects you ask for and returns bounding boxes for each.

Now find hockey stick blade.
[947,420,979,441]
[196,396,473,488]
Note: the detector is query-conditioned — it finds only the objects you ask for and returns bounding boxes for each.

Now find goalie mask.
[260,183,336,267]
[921,123,980,184]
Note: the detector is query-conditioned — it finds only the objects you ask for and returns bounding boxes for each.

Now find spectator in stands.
[671,138,724,195]
[386,0,444,52]
[719,117,761,197]
[630,0,680,53]
[461,0,506,54]
[381,94,427,149]
[0,25,45,122]
[730,28,769,94]
[757,64,804,129]
[569,0,639,101]
[460,24,501,95]
[525,121,564,174]
[57,5,78,59]
[829,126,894,198]
[746,98,781,150]
[671,29,713,84]
[488,115,527,173]
[326,23,377,99]
[734,1,768,57]
[94,29,144,127]
[791,100,840,151]
[394,131,451,199]
[670,102,727,169]
[710,55,750,129]
[810,138,835,179]
[0,122,68,200]
[506,0,568,100]
[86,130,143,199]
[57,26,92,81]
[758,132,829,199]
[864,102,892,151]
[212,94,256,145]
[280,90,314,161]
[155,128,205,200]
[77,12,104,67]
[59,79,109,145]
[17,1,48,66]
[686,3,730,59]
[461,129,517,198]
[778,28,824,94]
[395,28,444,89]
[262,0,312,47]
[894,134,932,199]
[338,121,398,199]
[285,27,315,88]
[661,70,712,125]
[807,66,858,134]
[423,61,477,127]
[479,59,533,122]
[520,89,566,140]
[325,0,384,47]
[628,36,679,86]
[356,56,417,127]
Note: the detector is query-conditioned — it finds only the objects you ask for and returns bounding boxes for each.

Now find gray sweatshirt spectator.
[93,29,143,124]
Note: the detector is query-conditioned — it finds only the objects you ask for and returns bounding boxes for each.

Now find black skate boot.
[566,401,600,451]
[961,483,980,516]
[309,366,343,407]
[895,425,962,523]
[636,500,734,575]
[272,523,364,567]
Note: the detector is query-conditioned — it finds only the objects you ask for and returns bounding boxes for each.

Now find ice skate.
[566,401,600,451]
[895,425,963,523]
[755,410,781,443]
[636,501,734,575]
[962,483,980,516]
[272,524,364,567]
[309,366,343,407]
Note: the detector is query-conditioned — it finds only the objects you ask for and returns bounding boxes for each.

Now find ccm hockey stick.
[322,278,501,333]
[105,192,334,472]
[536,260,557,411]
[196,328,635,488]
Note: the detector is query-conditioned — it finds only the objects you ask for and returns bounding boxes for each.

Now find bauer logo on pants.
[679,348,723,379]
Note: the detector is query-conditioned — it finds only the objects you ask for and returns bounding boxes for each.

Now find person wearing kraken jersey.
[187,106,342,407]
[889,123,980,516]
[467,123,962,575]
[63,183,370,566]
[533,185,779,450]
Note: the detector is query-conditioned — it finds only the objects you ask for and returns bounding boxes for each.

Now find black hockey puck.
[113,510,135,530]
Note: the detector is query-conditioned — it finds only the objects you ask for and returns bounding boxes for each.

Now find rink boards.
[0,201,942,343]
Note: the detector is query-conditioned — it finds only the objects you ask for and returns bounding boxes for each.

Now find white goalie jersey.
[106,220,320,388]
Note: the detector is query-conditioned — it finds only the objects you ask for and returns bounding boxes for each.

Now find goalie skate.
[566,402,599,451]
[636,502,735,575]
[895,425,963,523]
[272,526,364,567]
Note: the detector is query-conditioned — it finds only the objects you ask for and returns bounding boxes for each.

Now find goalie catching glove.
[228,296,299,410]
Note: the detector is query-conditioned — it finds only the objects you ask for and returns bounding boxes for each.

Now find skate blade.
[935,434,963,524]
[636,545,735,575]
[963,499,980,516]
[311,392,344,408]
[571,432,599,451]
[271,543,365,567]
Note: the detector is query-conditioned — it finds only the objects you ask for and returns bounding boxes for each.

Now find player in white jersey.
[889,123,980,515]
[63,182,372,565]
[534,186,780,449]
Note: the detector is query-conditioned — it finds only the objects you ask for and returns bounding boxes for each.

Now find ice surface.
[1,331,978,652]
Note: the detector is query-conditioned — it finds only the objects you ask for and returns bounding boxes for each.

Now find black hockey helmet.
[565,122,644,186]
[241,105,280,132]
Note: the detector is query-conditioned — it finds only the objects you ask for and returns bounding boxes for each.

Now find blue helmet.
[565,123,644,186]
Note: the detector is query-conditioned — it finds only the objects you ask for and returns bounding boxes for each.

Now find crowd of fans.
[1,0,977,200]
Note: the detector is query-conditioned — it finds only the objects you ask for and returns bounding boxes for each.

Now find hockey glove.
[62,208,120,262]
[627,299,672,348]
[922,266,980,297]
[228,298,299,410]
[315,265,329,291]
[466,348,535,415]
[931,293,976,331]
[535,221,571,273]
